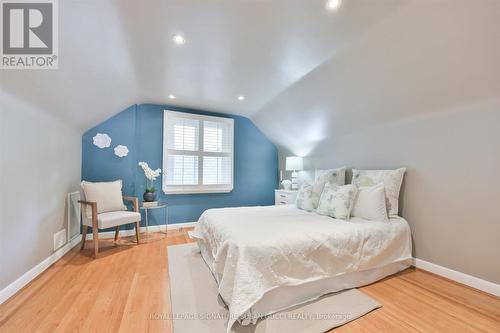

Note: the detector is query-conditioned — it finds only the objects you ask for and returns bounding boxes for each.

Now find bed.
[190,204,412,332]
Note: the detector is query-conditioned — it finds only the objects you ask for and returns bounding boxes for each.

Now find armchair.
[79,191,141,259]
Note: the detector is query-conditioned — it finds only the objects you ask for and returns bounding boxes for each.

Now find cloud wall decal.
[114,145,129,157]
[93,133,112,148]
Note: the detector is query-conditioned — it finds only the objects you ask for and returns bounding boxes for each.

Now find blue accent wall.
[82,104,278,228]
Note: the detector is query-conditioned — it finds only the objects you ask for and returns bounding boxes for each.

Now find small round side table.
[139,202,168,242]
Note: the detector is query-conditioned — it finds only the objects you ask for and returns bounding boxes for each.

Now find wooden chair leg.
[114,226,120,241]
[81,225,88,250]
[135,222,140,244]
[92,226,99,259]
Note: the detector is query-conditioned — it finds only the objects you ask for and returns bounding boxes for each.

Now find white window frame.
[162,110,234,194]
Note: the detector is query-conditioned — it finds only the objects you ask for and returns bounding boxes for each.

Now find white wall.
[277,99,500,285]
[0,92,81,291]
[253,0,500,284]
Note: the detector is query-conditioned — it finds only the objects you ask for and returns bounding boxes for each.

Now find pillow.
[315,167,346,185]
[81,180,126,218]
[312,167,346,208]
[316,182,358,220]
[351,168,405,216]
[351,183,389,221]
[296,183,316,211]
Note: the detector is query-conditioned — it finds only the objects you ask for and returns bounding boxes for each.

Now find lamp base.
[291,171,298,190]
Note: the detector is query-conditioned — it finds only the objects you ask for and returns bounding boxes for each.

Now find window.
[162,110,234,194]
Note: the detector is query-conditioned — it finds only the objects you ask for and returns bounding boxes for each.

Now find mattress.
[191,205,412,332]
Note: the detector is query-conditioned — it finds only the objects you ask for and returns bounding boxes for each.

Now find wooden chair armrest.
[123,196,139,212]
[78,200,96,206]
[78,200,98,224]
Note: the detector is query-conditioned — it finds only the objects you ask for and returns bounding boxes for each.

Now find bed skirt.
[197,239,412,324]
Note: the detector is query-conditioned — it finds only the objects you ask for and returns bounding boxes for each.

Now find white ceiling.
[1,0,498,147]
[1,0,406,131]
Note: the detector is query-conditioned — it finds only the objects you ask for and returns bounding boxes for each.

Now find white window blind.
[163,110,234,194]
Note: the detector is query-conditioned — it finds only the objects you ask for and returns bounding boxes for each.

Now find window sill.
[163,188,233,195]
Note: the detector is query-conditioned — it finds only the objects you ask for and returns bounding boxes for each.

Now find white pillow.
[312,167,346,208]
[296,183,316,211]
[352,183,389,222]
[351,168,405,216]
[316,182,358,220]
[81,180,126,218]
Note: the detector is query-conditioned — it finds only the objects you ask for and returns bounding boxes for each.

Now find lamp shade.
[286,156,303,171]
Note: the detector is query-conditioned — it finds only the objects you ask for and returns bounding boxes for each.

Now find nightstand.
[275,189,298,205]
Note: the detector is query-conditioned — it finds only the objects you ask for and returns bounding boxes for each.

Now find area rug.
[168,243,381,333]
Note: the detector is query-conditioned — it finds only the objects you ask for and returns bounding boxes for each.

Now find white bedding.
[191,205,412,332]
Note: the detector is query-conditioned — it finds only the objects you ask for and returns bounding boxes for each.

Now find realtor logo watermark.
[1,0,58,69]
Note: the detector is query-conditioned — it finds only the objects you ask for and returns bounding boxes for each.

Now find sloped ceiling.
[1,0,405,130]
[252,0,500,155]
[1,0,498,146]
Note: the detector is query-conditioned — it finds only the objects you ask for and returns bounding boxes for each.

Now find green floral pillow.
[296,183,317,211]
[316,182,358,220]
[315,167,346,185]
[312,167,346,208]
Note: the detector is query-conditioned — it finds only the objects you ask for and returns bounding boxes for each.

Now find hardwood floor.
[0,228,499,332]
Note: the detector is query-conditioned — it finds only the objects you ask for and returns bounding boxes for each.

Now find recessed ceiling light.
[237,95,245,101]
[172,34,186,45]
[326,0,341,11]
[168,94,176,99]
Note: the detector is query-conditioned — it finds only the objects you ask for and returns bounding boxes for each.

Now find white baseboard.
[166,221,197,229]
[0,235,82,305]
[413,258,500,297]
[86,222,197,240]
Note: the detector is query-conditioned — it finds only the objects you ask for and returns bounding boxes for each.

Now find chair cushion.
[81,180,126,218]
[82,211,141,229]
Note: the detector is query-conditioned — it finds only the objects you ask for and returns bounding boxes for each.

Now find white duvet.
[191,205,412,332]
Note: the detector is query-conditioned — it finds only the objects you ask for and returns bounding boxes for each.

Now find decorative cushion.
[296,183,316,211]
[312,167,346,208]
[316,182,358,220]
[81,180,126,218]
[351,168,406,216]
[351,183,389,222]
[81,211,141,229]
[315,167,346,185]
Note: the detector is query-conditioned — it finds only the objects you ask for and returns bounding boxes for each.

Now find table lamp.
[286,156,303,190]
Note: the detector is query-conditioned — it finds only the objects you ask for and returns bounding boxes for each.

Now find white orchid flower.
[138,161,163,189]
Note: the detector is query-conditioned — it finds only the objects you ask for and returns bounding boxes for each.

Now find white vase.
[281,180,292,191]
